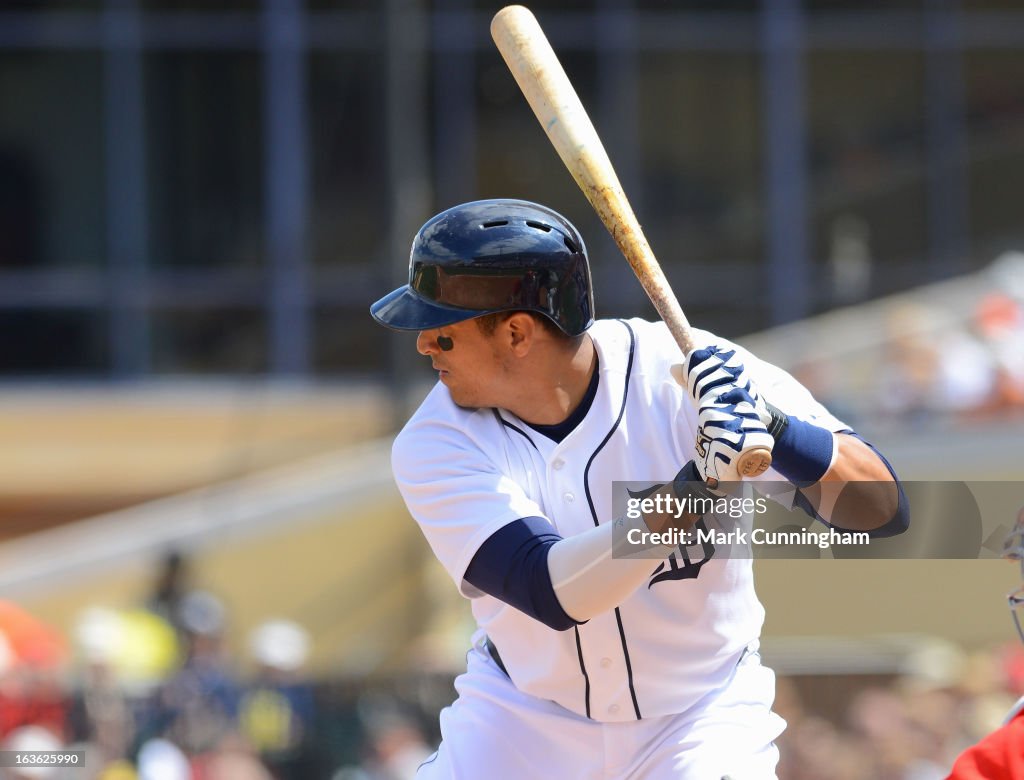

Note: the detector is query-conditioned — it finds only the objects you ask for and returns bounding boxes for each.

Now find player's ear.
[505,312,537,356]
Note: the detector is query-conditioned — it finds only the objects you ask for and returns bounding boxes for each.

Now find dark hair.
[475,311,570,340]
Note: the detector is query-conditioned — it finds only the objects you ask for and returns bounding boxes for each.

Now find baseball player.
[945,506,1024,779]
[370,199,908,779]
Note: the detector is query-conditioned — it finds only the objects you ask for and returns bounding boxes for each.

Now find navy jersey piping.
[574,626,591,719]
[492,409,539,451]
[582,319,642,720]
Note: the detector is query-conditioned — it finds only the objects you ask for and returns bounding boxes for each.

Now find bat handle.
[736,447,772,478]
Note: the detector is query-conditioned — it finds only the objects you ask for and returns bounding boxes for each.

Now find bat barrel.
[491,5,694,352]
[492,4,771,477]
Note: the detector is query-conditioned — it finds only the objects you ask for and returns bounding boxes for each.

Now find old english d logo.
[649,518,715,586]
[626,483,663,501]
[695,429,712,460]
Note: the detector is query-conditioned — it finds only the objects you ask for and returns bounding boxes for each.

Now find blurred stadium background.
[1,1,1024,778]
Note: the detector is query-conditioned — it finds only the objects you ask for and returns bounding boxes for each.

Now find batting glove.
[675,346,775,484]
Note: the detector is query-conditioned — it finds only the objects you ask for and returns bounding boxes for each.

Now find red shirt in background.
[947,702,1024,780]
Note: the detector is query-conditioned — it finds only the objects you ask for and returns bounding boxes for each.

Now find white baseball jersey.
[392,318,846,723]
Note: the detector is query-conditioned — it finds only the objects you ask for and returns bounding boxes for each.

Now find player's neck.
[504,335,596,426]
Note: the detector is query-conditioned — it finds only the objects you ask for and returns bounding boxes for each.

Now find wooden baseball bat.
[491,4,772,478]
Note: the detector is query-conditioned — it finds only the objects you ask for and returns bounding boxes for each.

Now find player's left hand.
[672,345,775,484]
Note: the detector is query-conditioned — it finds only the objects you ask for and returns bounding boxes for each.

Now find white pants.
[417,638,785,780]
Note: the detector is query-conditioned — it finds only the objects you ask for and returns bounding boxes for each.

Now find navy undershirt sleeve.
[791,432,909,538]
[464,516,580,631]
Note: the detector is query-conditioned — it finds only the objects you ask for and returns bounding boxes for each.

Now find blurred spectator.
[0,602,68,742]
[953,649,1019,747]
[136,738,188,780]
[73,607,180,698]
[899,687,963,779]
[847,687,926,779]
[238,619,316,779]
[333,696,432,780]
[67,640,134,772]
[929,326,997,417]
[189,732,273,780]
[69,606,179,777]
[972,292,1024,411]
[876,303,943,424]
[366,705,432,780]
[89,759,138,780]
[361,712,432,780]
[779,712,868,780]
[1,724,64,780]
[876,290,1024,423]
[141,591,239,756]
[144,552,193,643]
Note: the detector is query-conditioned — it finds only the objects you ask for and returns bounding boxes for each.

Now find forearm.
[768,410,904,532]
[804,433,904,532]
[548,516,675,623]
[824,432,893,482]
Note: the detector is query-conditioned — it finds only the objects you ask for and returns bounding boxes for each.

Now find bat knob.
[736,447,772,478]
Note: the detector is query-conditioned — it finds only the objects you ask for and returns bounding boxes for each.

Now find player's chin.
[449,393,478,410]
[447,386,485,411]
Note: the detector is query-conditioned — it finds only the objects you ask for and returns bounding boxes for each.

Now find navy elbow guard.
[464,517,580,631]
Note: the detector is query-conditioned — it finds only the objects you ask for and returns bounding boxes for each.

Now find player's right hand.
[673,346,775,485]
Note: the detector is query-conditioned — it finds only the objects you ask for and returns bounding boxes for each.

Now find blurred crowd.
[790,252,1024,430]
[6,553,1024,780]
[0,552,436,780]
[777,642,1024,780]
[878,287,1024,425]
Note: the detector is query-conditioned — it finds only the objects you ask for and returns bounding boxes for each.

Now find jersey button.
[608,704,620,715]
[600,657,612,668]
[563,492,574,503]
[552,458,564,470]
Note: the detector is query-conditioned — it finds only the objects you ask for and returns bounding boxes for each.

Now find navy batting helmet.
[370,199,594,336]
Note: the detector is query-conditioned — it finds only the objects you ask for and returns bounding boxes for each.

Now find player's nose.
[416,330,440,356]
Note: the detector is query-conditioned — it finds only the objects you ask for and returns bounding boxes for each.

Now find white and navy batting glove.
[677,345,776,484]
[683,345,768,420]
